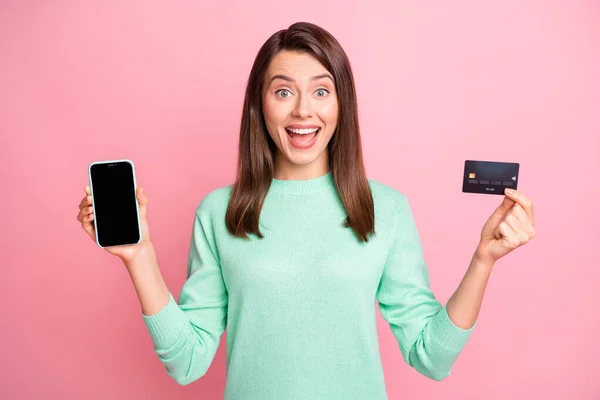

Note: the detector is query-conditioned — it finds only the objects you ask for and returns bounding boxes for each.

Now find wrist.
[123,242,157,272]
[473,245,496,269]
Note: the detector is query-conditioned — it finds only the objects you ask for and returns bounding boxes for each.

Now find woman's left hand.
[475,188,536,264]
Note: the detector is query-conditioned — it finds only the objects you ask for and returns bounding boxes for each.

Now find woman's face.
[262,50,339,178]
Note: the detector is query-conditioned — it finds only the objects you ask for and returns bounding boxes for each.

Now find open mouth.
[285,127,321,144]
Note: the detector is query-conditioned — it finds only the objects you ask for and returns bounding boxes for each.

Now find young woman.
[76,22,535,399]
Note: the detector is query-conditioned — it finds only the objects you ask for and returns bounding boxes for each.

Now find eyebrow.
[269,73,334,84]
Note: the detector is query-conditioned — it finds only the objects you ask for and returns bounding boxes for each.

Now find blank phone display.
[90,162,140,247]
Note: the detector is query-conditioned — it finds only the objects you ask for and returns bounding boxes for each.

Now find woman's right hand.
[77,185,153,266]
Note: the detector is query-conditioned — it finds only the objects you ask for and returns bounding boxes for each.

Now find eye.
[315,88,330,97]
[275,89,292,98]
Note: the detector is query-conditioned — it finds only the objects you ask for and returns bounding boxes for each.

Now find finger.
[84,185,90,195]
[511,203,535,235]
[504,214,531,244]
[81,213,95,236]
[504,189,534,226]
[494,194,517,216]
[495,211,521,239]
[137,187,147,220]
[77,207,90,223]
[510,204,529,225]
[77,205,93,222]
[80,212,94,222]
[509,204,535,237]
[79,195,92,210]
[498,221,522,249]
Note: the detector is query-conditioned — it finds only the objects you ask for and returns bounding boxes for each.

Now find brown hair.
[225,21,375,242]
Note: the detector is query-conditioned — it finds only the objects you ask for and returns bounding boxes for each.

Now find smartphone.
[88,159,142,248]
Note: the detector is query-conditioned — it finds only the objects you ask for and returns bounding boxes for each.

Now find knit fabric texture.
[142,171,476,399]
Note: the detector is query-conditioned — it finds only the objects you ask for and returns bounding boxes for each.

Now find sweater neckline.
[269,171,335,194]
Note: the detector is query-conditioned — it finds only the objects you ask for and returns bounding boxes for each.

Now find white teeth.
[286,127,319,134]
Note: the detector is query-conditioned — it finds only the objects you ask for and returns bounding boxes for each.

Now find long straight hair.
[225,22,375,242]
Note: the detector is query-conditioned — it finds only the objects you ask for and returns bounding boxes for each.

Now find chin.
[287,149,327,164]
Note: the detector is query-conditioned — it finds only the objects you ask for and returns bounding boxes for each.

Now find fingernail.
[505,188,514,194]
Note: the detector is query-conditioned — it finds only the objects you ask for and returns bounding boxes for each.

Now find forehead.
[266,50,328,79]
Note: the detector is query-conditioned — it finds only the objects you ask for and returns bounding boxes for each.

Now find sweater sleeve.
[141,201,228,385]
[376,194,476,381]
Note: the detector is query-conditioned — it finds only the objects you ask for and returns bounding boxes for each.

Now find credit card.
[462,160,519,195]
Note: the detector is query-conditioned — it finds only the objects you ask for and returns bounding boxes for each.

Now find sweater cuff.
[142,292,188,349]
[428,305,476,352]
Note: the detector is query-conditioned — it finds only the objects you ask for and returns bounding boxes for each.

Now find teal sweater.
[142,171,476,399]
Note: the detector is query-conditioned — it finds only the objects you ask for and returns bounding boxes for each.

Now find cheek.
[262,98,273,123]
[262,99,285,142]
[319,101,339,124]
[263,97,288,123]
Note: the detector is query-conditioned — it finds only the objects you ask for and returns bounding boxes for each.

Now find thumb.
[137,187,148,220]
[494,194,516,215]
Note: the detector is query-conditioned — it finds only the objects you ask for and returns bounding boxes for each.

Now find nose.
[292,92,313,118]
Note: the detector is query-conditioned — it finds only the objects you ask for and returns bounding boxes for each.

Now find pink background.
[1,1,599,399]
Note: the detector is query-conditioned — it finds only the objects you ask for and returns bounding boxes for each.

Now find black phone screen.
[89,161,140,247]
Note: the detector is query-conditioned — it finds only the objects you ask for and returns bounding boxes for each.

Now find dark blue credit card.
[462,160,519,195]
